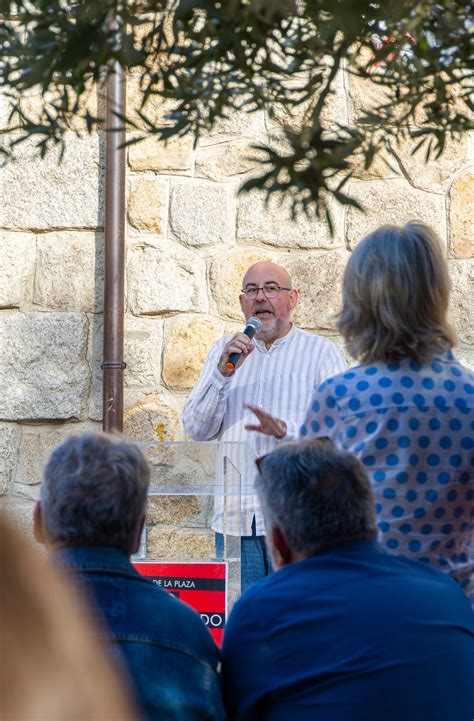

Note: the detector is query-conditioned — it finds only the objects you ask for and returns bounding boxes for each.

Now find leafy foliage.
[1,0,472,220]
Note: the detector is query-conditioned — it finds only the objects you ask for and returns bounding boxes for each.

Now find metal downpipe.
[102,60,126,432]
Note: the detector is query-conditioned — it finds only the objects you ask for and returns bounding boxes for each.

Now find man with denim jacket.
[34,432,225,721]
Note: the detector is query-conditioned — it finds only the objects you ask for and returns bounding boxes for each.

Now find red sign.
[133,561,227,646]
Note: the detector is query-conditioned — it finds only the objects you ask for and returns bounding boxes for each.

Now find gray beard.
[255,317,288,345]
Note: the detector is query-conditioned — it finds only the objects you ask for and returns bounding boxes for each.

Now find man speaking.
[182,261,346,589]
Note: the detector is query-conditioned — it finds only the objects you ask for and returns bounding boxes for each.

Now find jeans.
[215,516,272,594]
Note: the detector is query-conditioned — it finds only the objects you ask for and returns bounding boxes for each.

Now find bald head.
[242,261,293,291]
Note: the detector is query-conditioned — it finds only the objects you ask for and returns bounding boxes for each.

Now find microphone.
[225,316,262,370]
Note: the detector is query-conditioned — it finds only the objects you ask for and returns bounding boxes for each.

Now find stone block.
[127,241,207,315]
[68,82,105,131]
[2,81,104,133]
[209,249,273,320]
[146,525,215,559]
[348,57,468,128]
[0,424,21,495]
[124,393,181,443]
[237,188,343,250]
[0,232,36,308]
[128,177,168,234]
[0,88,14,129]
[347,54,393,125]
[345,179,447,249]
[86,314,164,420]
[162,316,224,390]
[448,260,474,345]
[0,496,36,540]
[128,134,193,173]
[349,147,400,181]
[204,104,266,138]
[449,172,474,259]
[127,74,178,130]
[0,312,89,420]
[125,315,163,390]
[288,251,350,331]
[85,313,103,422]
[146,495,200,525]
[266,69,347,133]
[16,424,98,488]
[34,231,103,312]
[348,52,428,127]
[169,180,236,247]
[0,132,104,229]
[11,483,41,503]
[195,139,264,182]
[390,134,469,194]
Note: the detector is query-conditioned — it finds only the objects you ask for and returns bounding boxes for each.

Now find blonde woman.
[300,222,473,605]
[0,512,137,721]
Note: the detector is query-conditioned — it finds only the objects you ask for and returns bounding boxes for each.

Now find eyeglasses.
[255,437,334,475]
[241,284,292,299]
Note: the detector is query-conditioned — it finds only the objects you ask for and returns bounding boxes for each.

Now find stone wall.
[0,69,472,551]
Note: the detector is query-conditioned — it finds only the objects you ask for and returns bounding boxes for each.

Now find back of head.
[337,221,455,364]
[256,439,377,558]
[41,432,150,553]
[0,512,136,721]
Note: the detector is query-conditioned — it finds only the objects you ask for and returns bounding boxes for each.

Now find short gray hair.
[337,221,456,364]
[41,433,150,553]
[255,440,377,557]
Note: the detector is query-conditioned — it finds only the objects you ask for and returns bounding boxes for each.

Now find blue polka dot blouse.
[300,350,474,606]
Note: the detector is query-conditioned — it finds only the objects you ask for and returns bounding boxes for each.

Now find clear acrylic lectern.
[133,440,254,614]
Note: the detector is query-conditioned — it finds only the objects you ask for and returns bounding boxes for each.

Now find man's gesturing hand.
[218,333,255,377]
[244,404,287,439]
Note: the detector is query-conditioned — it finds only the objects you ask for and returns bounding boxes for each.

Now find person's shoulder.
[312,363,368,396]
[227,564,300,627]
[376,549,473,605]
[451,355,474,381]
[293,327,338,348]
[293,328,346,362]
[121,574,220,657]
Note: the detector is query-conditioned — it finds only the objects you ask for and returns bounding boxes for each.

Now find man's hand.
[218,333,255,377]
[244,404,287,439]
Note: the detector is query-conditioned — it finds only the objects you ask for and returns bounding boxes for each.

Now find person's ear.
[131,514,146,555]
[33,501,46,545]
[271,525,294,568]
[289,288,298,310]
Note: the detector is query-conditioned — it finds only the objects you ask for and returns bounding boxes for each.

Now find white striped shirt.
[181,326,346,534]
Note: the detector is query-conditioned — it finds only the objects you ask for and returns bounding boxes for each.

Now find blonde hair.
[337,222,456,364]
[0,513,137,721]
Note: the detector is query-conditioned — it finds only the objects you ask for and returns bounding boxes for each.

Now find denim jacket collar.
[54,545,139,579]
